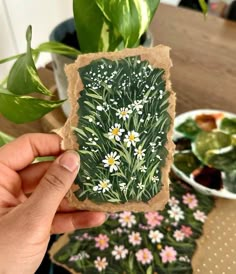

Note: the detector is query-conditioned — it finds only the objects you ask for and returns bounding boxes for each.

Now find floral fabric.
[52,178,214,274]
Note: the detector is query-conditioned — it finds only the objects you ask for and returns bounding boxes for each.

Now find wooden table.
[151,4,236,115]
[0,3,236,273]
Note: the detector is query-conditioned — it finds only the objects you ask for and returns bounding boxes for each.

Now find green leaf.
[220,117,236,135]
[36,41,80,57]
[73,0,109,52]
[0,89,65,123]
[96,0,160,47]
[7,26,51,96]
[0,53,25,65]
[198,0,208,15]
[176,118,201,140]
[0,131,14,147]
[146,266,153,274]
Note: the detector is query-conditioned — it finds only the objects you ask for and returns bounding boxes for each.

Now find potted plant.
[0,0,207,126]
[0,0,162,124]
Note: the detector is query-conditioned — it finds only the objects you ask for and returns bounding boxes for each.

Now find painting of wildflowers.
[73,56,172,203]
[51,178,214,274]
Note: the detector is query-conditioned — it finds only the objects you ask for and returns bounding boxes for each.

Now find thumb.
[26,150,80,219]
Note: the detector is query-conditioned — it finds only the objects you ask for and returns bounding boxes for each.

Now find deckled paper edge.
[58,45,176,212]
[49,233,81,274]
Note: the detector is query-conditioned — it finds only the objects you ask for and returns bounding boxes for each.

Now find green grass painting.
[73,56,171,204]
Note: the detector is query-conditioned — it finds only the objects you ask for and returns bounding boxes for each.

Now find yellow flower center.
[121,110,127,116]
[187,197,193,203]
[143,252,148,260]
[100,181,108,189]
[157,244,162,250]
[124,216,131,222]
[107,157,115,165]
[99,239,106,245]
[129,134,135,141]
[137,149,142,155]
[112,128,119,135]
[134,235,139,241]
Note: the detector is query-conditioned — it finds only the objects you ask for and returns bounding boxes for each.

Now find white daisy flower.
[148,230,164,243]
[102,152,120,172]
[111,245,128,260]
[134,146,146,160]
[168,205,185,222]
[140,165,147,173]
[108,123,125,141]
[193,210,207,223]
[128,231,142,246]
[132,100,143,114]
[173,230,185,242]
[116,107,132,121]
[119,182,128,192]
[93,179,112,193]
[168,197,179,207]
[124,131,140,147]
[151,176,159,182]
[137,182,144,189]
[94,257,108,272]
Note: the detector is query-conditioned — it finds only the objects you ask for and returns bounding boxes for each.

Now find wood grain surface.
[151,4,236,115]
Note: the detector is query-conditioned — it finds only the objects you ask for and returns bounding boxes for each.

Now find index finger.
[0,133,62,170]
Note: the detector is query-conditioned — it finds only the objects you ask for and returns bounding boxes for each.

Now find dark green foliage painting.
[73,56,172,203]
[52,178,215,274]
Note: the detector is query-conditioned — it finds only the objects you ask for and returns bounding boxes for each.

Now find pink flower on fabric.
[94,234,109,250]
[135,248,153,265]
[145,212,164,228]
[160,246,177,264]
[173,230,185,241]
[193,210,207,223]
[181,225,193,237]
[128,231,142,246]
[182,193,198,209]
[119,211,136,228]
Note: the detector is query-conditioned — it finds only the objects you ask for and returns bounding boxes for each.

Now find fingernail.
[58,150,80,172]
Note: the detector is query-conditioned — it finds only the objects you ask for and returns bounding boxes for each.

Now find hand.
[0,133,106,274]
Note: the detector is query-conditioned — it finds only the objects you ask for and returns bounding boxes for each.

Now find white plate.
[172,109,236,199]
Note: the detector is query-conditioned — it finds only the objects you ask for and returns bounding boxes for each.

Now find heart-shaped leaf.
[73,0,110,52]
[95,0,160,48]
[7,26,52,96]
[0,88,65,124]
